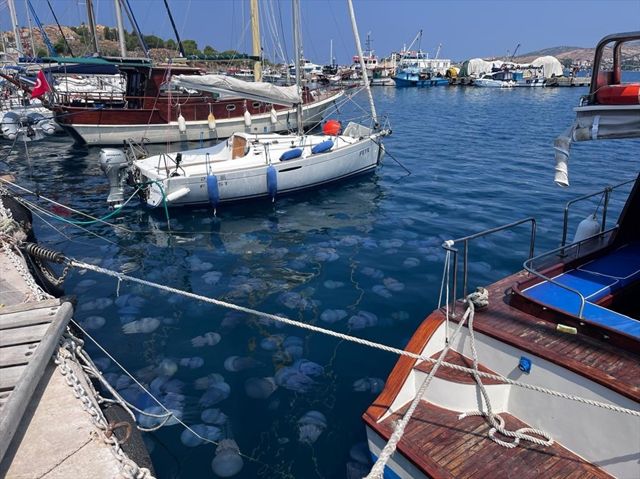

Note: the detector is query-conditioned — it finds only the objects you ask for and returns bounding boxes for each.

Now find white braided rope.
[365,296,476,479]
[68,260,640,418]
[459,288,554,448]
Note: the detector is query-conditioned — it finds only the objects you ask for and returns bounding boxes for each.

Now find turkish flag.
[31,70,52,99]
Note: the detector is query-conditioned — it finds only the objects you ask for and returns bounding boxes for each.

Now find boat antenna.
[292,0,303,134]
[46,0,74,56]
[347,0,378,128]
[120,0,149,57]
[162,0,186,58]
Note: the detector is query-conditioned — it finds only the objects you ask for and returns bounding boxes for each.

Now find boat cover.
[531,56,563,78]
[554,104,640,186]
[172,74,300,106]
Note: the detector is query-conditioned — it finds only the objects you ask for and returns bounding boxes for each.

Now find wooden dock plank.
[0,307,57,330]
[0,365,26,391]
[0,343,39,368]
[0,301,73,461]
[0,298,61,316]
[0,323,50,347]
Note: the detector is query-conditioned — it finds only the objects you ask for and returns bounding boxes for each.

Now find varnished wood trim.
[363,314,444,422]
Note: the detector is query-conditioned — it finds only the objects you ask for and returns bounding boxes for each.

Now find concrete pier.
[0,248,135,478]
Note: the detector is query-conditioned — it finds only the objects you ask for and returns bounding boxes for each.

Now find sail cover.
[172,74,300,106]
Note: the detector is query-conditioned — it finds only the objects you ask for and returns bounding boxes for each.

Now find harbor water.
[1,77,638,478]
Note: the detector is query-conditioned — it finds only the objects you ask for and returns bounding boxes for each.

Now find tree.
[182,39,199,56]
[561,58,573,69]
[165,39,177,50]
[143,35,165,49]
[53,38,70,55]
[203,45,217,56]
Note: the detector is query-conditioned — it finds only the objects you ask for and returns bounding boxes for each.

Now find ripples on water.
[2,77,639,478]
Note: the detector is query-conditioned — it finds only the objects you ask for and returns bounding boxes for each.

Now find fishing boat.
[99,0,390,211]
[473,69,517,88]
[364,31,640,479]
[392,31,451,88]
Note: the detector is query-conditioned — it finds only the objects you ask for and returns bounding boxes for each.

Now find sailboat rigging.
[99,0,391,210]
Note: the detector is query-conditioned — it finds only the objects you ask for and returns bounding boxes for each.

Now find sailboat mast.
[250,0,262,81]
[24,0,37,57]
[7,0,24,56]
[346,0,378,127]
[46,0,74,56]
[86,0,100,55]
[114,0,127,57]
[292,0,303,135]
[163,0,185,58]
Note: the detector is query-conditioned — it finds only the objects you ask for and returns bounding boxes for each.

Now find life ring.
[595,83,640,105]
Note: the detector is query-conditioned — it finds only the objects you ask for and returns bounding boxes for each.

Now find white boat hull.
[64,92,341,146]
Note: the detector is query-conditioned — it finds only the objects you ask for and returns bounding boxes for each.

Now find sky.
[2,0,640,63]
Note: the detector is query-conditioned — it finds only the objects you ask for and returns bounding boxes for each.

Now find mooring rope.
[66,259,640,419]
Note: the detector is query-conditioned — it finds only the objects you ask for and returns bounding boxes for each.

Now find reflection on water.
[1,83,638,478]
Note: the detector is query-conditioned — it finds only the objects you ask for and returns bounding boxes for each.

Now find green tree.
[165,39,177,50]
[203,45,217,56]
[53,38,70,55]
[36,47,49,58]
[143,35,165,49]
[182,39,199,56]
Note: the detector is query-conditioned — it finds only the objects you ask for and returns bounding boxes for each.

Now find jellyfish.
[79,297,113,312]
[244,377,277,399]
[361,266,384,279]
[292,359,324,377]
[92,357,111,371]
[283,336,304,359]
[278,292,302,310]
[138,405,182,428]
[201,408,228,425]
[274,367,315,393]
[187,256,213,272]
[352,377,385,394]
[383,277,405,292]
[199,381,231,407]
[314,248,339,262]
[122,317,161,334]
[297,410,327,444]
[157,358,178,377]
[191,332,222,347]
[194,373,226,391]
[179,357,205,369]
[223,356,263,372]
[350,441,372,465]
[348,311,378,330]
[403,257,421,268]
[260,335,285,351]
[180,424,208,447]
[320,309,348,324]
[211,439,244,477]
[391,311,410,322]
[323,280,345,289]
[81,316,106,330]
[372,285,392,299]
[202,271,223,285]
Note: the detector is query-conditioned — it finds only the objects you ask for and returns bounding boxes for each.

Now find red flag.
[31,70,51,99]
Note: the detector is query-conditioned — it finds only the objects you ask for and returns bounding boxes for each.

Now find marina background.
[2,74,638,477]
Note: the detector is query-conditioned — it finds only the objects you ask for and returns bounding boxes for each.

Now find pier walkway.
[0,250,132,478]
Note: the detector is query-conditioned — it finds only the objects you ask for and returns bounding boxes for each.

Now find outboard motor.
[37,117,57,136]
[99,148,130,208]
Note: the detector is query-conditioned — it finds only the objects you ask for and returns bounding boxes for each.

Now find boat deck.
[376,401,611,478]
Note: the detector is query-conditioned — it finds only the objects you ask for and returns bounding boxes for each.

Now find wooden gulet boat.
[45,58,343,146]
[364,31,640,479]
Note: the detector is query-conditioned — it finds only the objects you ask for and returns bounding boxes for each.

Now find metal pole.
[462,240,468,299]
[7,0,24,56]
[292,0,303,135]
[250,0,262,82]
[601,187,611,232]
[46,0,74,56]
[86,0,100,55]
[24,0,36,57]
[162,0,185,58]
[346,0,378,127]
[114,0,127,57]
[452,250,458,317]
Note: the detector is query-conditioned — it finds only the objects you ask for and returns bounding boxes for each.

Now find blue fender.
[207,174,220,208]
[267,165,278,200]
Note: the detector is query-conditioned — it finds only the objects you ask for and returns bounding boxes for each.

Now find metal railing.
[524,227,617,318]
[560,178,635,248]
[442,217,537,316]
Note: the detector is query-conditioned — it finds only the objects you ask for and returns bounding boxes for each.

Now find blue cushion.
[311,140,334,154]
[279,148,302,161]
[524,269,617,305]
[578,242,640,283]
[582,304,640,339]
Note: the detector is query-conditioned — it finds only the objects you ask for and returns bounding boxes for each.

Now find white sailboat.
[99,0,390,210]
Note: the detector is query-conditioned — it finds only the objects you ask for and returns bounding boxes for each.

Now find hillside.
[515,42,640,65]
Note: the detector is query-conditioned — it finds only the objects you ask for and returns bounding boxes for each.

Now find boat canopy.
[531,56,563,77]
[172,74,301,107]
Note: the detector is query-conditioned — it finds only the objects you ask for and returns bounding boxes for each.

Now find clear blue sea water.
[1,75,639,478]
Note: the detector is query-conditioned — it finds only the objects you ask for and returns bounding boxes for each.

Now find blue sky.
[4,0,640,62]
